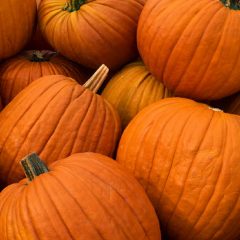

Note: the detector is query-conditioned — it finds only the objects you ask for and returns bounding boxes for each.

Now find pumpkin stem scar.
[221,0,240,9]
[21,153,49,182]
[83,64,109,93]
[62,0,85,12]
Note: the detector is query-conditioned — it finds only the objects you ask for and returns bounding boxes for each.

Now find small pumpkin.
[0,0,36,59]
[0,152,161,240]
[117,97,240,240]
[102,61,171,128]
[38,0,145,70]
[0,50,89,106]
[0,65,121,186]
[137,0,240,100]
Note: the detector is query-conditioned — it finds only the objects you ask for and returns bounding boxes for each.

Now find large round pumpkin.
[38,0,145,70]
[0,50,89,106]
[0,152,161,240]
[102,61,171,128]
[0,0,36,59]
[137,0,240,100]
[117,97,240,240]
[0,65,121,186]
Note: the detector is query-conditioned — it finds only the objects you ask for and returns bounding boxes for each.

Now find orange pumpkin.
[102,61,171,128]
[137,0,240,100]
[0,152,161,240]
[0,0,36,59]
[0,65,121,186]
[0,50,89,106]
[38,0,145,70]
[117,98,240,240]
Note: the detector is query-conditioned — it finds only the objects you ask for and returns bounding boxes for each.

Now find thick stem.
[221,0,240,9]
[83,64,109,93]
[21,153,49,182]
[29,50,58,62]
[63,0,85,12]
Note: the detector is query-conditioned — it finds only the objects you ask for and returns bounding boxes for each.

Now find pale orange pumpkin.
[102,61,171,128]
[117,97,240,240]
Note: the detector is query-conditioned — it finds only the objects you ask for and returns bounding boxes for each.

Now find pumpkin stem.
[83,64,109,93]
[221,0,240,9]
[29,51,58,62]
[63,0,85,12]
[21,153,49,182]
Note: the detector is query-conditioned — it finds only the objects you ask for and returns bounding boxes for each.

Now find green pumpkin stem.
[63,0,85,12]
[83,64,109,93]
[221,0,240,9]
[30,51,58,62]
[21,153,49,182]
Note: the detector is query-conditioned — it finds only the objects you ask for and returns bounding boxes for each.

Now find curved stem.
[83,64,109,93]
[21,153,49,182]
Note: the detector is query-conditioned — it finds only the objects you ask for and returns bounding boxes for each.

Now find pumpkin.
[38,0,145,70]
[102,61,171,128]
[117,97,240,240]
[0,0,36,60]
[0,65,121,186]
[0,152,161,240]
[0,50,89,106]
[137,0,240,100]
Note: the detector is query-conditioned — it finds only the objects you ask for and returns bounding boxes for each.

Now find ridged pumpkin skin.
[0,153,161,240]
[102,61,171,128]
[137,0,240,100]
[38,0,145,70]
[117,98,240,240]
[0,75,120,186]
[0,51,88,106]
[0,0,36,59]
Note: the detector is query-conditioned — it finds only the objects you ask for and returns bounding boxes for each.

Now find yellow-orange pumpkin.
[0,152,161,240]
[0,0,36,59]
[117,97,240,240]
[102,61,171,128]
[0,50,89,106]
[0,66,121,186]
[137,0,240,100]
[38,0,145,70]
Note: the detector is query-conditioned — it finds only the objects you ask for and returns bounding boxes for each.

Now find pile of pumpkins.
[0,0,240,239]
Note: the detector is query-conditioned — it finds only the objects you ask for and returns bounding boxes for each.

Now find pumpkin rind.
[38,0,145,69]
[102,61,171,128]
[0,153,161,240]
[0,0,36,59]
[117,97,240,240]
[0,74,120,186]
[137,0,240,100]
[0,50,89,106]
